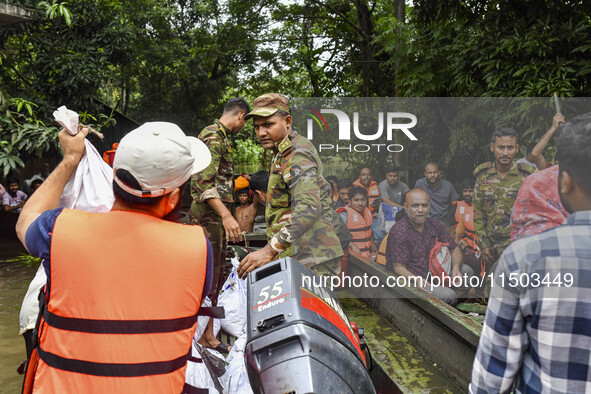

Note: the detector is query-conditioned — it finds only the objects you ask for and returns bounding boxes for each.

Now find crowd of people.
[9,90,591,393]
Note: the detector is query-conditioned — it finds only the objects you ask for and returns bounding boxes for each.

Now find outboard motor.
[245,257,375,393]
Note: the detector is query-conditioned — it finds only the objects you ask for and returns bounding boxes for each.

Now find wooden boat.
[343,251,482,392]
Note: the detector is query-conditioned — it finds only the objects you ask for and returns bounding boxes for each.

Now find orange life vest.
[454,201,478,253]
[376,233,389,266]
[353,179,380,215]
[29,209,207,393]
[342,206,373,259]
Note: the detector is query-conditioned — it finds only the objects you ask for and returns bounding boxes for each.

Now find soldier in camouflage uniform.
[237,93,343,279]
[190,98,250,350]
[473,128,536,267]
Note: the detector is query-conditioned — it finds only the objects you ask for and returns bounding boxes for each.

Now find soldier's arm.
[191,131,223,202]
[191,131,241,241]
[473,177,492,251]
[270,149,322,252]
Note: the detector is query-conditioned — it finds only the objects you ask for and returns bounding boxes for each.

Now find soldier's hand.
[222,214,242,243]
[238,245,276,279]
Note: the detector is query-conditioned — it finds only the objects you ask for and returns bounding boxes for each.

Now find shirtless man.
[234,188,258,233]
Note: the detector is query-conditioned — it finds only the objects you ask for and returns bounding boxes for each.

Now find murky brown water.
[0,238,35,394]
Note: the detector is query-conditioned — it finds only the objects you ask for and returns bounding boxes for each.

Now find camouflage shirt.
[473,161,536,255]
[266,130,343,268]
[190,120,234,221]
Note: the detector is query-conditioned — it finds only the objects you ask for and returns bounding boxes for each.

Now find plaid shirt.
[470,210,591,393]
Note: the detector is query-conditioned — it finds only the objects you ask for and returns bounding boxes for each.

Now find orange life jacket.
[29,209,207,393]
[376,233,389,266]
[342,206,373,259]
[454,201,478,253]
[353,179,380,215]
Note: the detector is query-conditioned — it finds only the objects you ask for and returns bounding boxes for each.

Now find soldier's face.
[253,113,291,149]
[234,112,247,134]
[350,193,368,214]
[490,136,519,166]
[405,191,430,226]
[338,187,351,204]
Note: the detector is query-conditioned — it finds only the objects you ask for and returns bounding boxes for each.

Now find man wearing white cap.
[16,123,214,392]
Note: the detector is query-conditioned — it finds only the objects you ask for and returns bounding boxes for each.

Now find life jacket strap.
[43,308,199,334]
[37,346,190,377]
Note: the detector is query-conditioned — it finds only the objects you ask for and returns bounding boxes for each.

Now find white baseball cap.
[112,122,211,198]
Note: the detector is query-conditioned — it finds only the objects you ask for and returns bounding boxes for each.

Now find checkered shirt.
[470,210,591,393]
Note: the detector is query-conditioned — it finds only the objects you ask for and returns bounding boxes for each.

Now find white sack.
[221,334,253,394]
[19,264,46,334]
[217,258,247,338]
[58,138,114,212]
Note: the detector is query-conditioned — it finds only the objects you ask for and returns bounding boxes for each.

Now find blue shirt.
[25,208,213,297]
[470,210,591,393]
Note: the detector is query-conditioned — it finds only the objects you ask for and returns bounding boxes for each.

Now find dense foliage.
[1,0,590,183]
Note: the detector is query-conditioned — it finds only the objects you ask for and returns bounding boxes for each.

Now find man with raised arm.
[17,123,213,392]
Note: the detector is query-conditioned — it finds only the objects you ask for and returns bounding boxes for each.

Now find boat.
[343,251,482,392]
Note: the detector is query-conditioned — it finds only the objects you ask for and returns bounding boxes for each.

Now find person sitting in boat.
[454,178,485,278]
[385,188,474,306]
[333,177,352,210]
[235,187,258,233]
[2,177,28,214]
[337,186,378,261]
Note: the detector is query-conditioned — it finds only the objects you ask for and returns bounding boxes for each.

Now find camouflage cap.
[244,93,290,120]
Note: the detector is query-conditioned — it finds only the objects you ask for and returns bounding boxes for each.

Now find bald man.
[385,188,473,305]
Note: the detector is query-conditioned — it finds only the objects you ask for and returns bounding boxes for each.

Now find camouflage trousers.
[192,218,227,304]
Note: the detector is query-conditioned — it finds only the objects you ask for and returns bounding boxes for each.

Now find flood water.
[0,238,35,393]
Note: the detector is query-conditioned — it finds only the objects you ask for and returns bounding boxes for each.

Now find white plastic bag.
[19,107,114,338]
[58,138,114,212]
[53,105,79,135]
[217,258,248,338]
[185,342,226,393]
[19,264,46,335]
[225,334,248,364]
[53,105,114,212]
[221,334,253,394]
